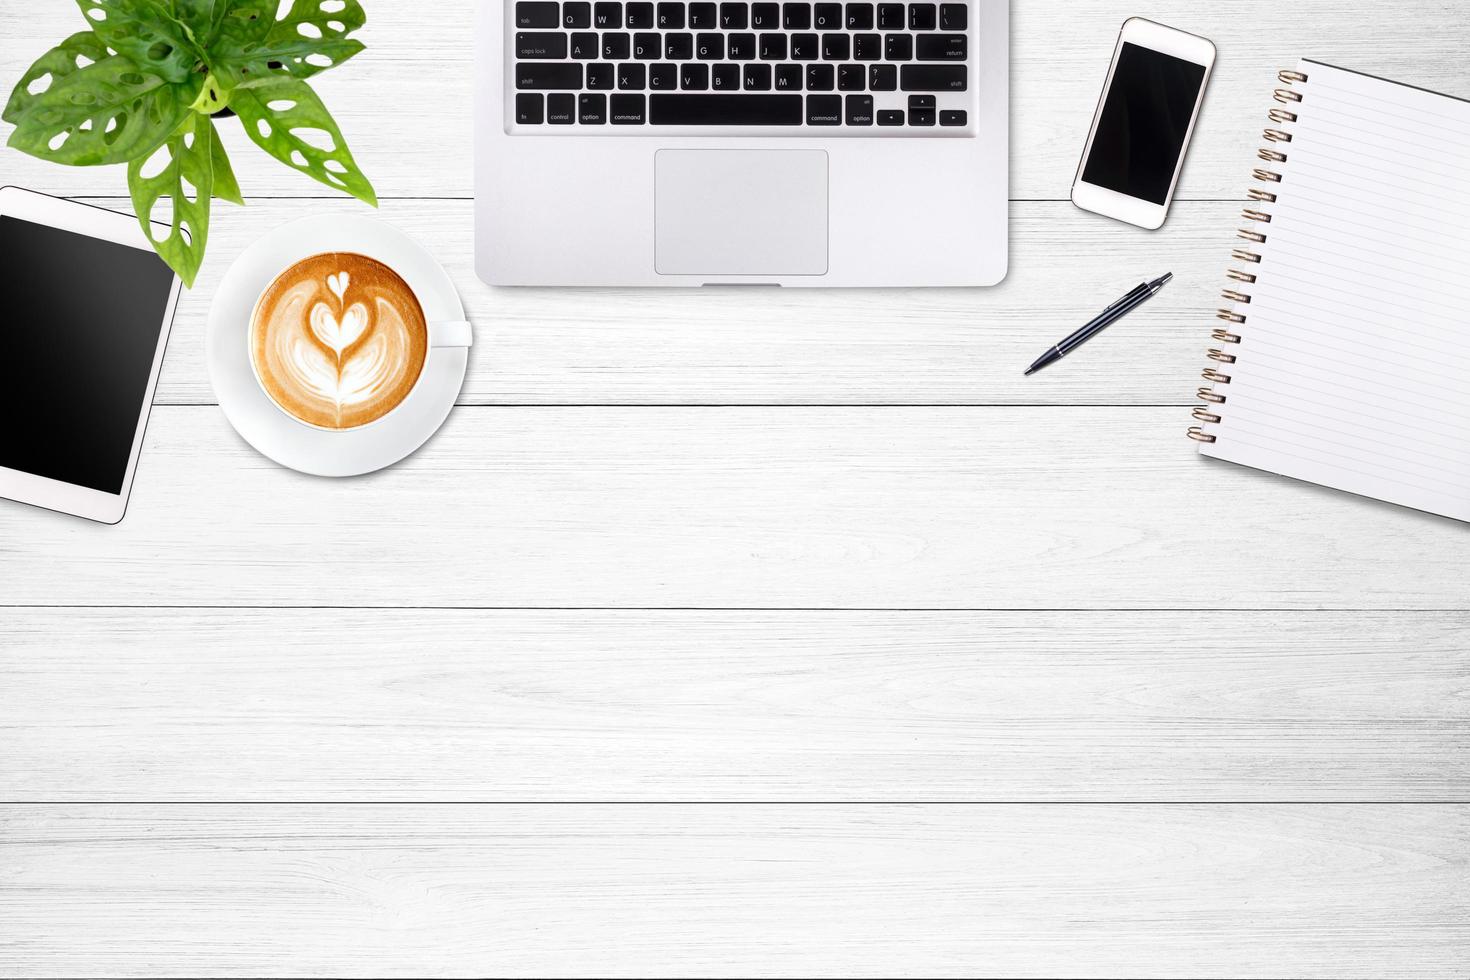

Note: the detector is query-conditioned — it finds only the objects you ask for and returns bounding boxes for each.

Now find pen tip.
[1024,367,1037,377]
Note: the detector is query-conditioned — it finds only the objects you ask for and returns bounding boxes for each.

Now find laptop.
[475,0,1008,286]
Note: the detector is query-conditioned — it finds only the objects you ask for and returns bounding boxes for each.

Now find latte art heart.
[250,253,429,430]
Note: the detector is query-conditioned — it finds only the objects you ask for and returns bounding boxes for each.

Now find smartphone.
[1071,19,1216,230]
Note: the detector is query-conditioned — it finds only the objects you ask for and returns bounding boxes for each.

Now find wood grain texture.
[5,3,1470,978]
[0,407,1466,610]
[3,805,1467,979]
[2,609,1465,802]
[127,198,1235,408]
[6,1,1470,202]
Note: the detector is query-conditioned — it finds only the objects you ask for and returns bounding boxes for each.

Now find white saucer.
[207,214,471,477]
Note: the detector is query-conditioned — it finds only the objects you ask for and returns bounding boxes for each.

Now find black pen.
[1025,273,1174,376]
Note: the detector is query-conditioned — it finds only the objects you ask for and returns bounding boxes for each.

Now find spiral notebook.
[1190,61,1470,523]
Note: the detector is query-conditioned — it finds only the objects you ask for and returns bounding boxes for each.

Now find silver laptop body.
[476,0,1008,286]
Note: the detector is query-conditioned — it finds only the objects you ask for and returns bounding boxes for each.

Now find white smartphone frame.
[0,186,181,525]
[1071,18,1216,230]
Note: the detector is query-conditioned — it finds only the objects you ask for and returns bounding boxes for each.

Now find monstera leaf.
[209,128,243,203]
[72,0,203,84]
[7,56,199,166]
[209,0,366,90]
[169,0,230,47]
[231,78,375,205]
[3,32,112,125]
[127,111,215,286]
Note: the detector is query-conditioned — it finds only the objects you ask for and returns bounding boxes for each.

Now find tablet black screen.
[1,215,174,494]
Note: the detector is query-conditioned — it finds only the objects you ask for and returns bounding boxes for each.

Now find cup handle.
[430,320,474,348]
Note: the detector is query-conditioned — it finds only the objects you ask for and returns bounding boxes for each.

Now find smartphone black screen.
[1081,42,1207,205]
[0,215,175,494]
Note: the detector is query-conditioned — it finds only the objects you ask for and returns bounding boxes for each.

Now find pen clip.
[1103,284,1146,314]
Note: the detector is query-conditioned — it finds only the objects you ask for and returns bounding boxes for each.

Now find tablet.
[0,187,181,525]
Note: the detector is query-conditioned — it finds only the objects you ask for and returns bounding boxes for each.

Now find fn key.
[516,93,544,124]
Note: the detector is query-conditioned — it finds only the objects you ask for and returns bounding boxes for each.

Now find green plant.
[3,0,377,286]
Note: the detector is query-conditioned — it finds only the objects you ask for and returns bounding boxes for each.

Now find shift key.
[900,64,967,91]
[517,64,583,89]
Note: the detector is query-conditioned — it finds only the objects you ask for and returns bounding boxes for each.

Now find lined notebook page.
[1199,60,1470,522]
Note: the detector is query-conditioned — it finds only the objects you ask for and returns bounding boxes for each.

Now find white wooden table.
[2,2,1467,977]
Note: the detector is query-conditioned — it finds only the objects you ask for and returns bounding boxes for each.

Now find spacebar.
[649,94,803,125]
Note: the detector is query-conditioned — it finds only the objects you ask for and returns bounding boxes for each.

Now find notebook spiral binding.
[1189,68,1309,445]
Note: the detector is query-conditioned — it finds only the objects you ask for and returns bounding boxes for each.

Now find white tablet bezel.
[1070,19,1216,230]
[0,186,181,525]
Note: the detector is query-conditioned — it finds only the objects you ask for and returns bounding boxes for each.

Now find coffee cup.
[249,251,471,431]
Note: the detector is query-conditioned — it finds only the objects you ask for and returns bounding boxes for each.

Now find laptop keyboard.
[510,2,974,131]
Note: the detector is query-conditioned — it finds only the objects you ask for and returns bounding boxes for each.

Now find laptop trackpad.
[655,149,828,277]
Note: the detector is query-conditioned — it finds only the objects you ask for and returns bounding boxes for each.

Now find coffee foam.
[251,253,428,430]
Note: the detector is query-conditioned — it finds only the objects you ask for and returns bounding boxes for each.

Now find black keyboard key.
[626,1,654,26]
[657,2,685,26]
[806,63,834,90]
[681,63,709,89]
[690,1,717,25]
[517,32,568,59]
[594,1,623,27]
[814,2,841,28]
[752,2,780,27]
[775,63,802,89]
[697,33,725,59]
[516,92,544,124]
[822,34,850,60]
[791,33,818,59]
[916,33,966,61]
[564,1,592,26]
[579,92,607,123]
[806,94,841,125]
[611,93,646,123]
[517,63,583,89]
[720,1,749,27]
[910,106,934,125]
[939,108,966,126]
[650,93,803,124]
[665,33,694,59]
[884,34,912,60]
[907,93,934,110]
[908,2,935,29]
[516,2,559,28]
[938,2,965,29]
[869,63,896,90]
[853,33,881,60]
[845,93,874,125]
[570,33,598,58]
[587,63,615,89]
[602,32,631,59]
[760,34,787,59]
[877,108,903,125]
[877,2,903,27]
[634,32,660,58]
[846,2,874,28]
[618,62,646,88]
[712,63,740,88]
[649,62,678,88]
[837,63,864,90]
[743,63,772,89]
[547,92,576,123]
[782,2,811,28]
[728,32,756,59]
[900,63,966,90]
